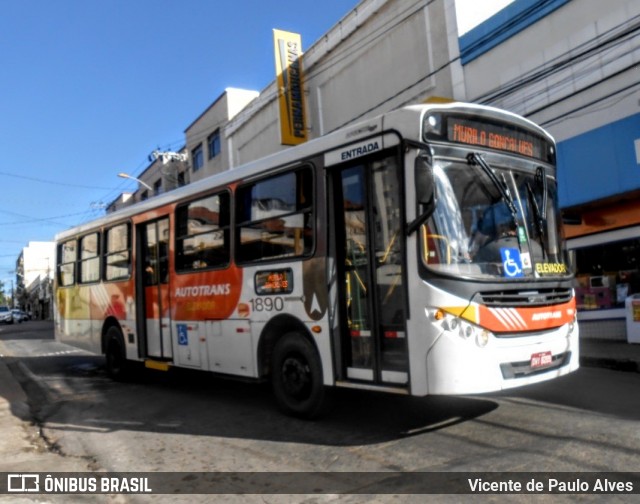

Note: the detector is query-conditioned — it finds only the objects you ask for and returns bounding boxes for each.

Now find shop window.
[574,238,640,310]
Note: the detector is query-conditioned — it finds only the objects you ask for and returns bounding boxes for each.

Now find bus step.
[145,360,171,372]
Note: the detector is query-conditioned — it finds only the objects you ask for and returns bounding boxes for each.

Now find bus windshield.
[420,155,570,280]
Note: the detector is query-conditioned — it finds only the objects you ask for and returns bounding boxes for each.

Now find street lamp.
[118,172,153,191]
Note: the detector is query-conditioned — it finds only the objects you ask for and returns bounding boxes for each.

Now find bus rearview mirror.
[415,156,435,207]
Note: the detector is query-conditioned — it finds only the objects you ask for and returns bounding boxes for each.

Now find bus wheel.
[271,332,325,419]
[105,327,129,381]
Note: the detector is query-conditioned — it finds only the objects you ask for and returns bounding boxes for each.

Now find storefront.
[566,199,640,341]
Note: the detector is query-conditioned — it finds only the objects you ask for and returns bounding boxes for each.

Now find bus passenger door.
[330,153,409,387]
[136,217,173,360]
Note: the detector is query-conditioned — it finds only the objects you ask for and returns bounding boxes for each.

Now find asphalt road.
[2,321,640,502]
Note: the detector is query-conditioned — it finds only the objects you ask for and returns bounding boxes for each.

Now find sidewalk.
[0,326,97,476]
[580,337,640,373]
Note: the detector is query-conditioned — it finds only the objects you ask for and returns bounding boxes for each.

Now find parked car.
[11,309,29,323]
[0,306,14,324]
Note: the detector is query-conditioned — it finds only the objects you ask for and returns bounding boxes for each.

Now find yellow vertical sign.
[273,29,307,145]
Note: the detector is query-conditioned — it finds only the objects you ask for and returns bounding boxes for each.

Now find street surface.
[1,321,640,503]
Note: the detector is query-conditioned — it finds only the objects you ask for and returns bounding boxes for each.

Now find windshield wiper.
[467,153,519,229]
[536,165,548,221]
[526,166,548,259]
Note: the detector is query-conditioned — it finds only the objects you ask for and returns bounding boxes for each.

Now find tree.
[0,280,6,306]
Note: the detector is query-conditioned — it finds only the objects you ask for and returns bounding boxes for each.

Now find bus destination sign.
[255,269,294,295]
[447,117,547,161]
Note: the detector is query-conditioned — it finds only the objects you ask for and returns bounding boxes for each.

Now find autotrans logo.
[7,474,39,492]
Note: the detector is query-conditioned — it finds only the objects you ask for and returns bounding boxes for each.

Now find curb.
[579,356,640,373]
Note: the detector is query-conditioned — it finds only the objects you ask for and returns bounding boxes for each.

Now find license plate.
[530,351,553,369]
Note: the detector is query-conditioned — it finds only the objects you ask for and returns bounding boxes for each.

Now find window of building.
[153,179,162,195]
[208,130,221,160]
[57,239,77,287]
[235,167,314,263]
[104,223,131,281]
[176,191,230,271]
[79,233,100,284]
[141,190,149,201]
[192,144,204,172]
[574,237,640,310]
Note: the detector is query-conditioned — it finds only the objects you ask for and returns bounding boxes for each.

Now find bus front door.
[137,217,173,361]
[331,155,409,387]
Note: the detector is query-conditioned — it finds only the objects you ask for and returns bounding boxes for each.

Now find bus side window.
[176,191,230,272]
[104,222,131,281]
[79,233,100,284]
[57,239,77,287]
[235,167,314,264]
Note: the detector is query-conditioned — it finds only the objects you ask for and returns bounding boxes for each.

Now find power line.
[473,14,640,106]
[539,80,640,129]
[0,170,115,190]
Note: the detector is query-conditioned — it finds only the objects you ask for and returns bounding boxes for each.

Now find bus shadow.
[8,354,498,447]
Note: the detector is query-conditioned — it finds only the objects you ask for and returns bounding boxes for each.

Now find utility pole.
[149,150,187,164]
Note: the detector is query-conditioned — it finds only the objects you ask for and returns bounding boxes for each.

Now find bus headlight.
[431,309,493,347]
[476,330,490,348]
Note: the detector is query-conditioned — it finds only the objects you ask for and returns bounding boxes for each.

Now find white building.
[16,241,55,319]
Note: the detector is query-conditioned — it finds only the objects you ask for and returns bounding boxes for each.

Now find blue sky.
[0,0,509,282]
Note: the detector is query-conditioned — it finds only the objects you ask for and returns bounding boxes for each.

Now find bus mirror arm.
[406,201,434,236]
[407,155,436,236]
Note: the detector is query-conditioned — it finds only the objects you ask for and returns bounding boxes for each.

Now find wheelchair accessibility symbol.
[177,324,189,346]
[500,248,524,278]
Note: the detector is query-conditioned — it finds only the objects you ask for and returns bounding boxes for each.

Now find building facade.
[112,0,464,204]
[186,87,259,181]
[459,0,640,339]
[225,0,464,166]
[111,88,259,208]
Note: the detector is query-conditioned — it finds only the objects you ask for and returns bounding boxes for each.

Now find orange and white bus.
[55,102,579,418]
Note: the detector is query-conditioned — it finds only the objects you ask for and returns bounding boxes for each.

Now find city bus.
[54,101,579,418]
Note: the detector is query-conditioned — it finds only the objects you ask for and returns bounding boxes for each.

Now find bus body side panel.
[55,285,97,354]
[239,258,333,384]
[169,267,243,371]
[55,280,136,356]
[166,157,332,383]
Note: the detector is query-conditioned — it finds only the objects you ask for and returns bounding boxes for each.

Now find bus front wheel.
[105,327,129,381]
[271,332,325,419]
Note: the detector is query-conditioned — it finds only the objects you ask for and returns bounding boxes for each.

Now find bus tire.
[271,332,325,419]
[105,326,129,381]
